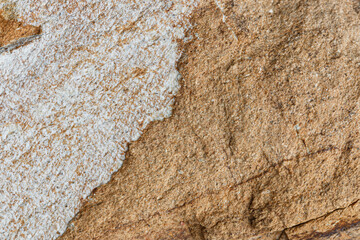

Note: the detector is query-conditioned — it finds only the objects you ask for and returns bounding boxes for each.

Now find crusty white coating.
[0,0,197,239]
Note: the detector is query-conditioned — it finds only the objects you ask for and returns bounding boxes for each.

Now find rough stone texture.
[0,0,197,239]
[287,200,360,239]
[60,0,360,239]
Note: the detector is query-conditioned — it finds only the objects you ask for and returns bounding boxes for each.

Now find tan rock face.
[59,0,360,239]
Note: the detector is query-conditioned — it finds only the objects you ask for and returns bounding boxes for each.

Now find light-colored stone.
[0,0,197,239]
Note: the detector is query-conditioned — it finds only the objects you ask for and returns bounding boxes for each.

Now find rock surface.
[0,0,196,239]
[59,0,360,239]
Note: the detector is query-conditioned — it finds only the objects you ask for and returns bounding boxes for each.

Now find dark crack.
[0,34,41,54]
[91,145,340,232]
[283,199,360,237]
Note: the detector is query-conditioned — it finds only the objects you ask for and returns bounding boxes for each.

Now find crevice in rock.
[72,145,341,232]
[188,222,207,240]
[0,34,41,54]
[277,230,289,240]
[283,199,360,235]
[354,0,360,14]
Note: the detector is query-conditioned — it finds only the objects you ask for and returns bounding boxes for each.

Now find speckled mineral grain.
[0,0,197,239]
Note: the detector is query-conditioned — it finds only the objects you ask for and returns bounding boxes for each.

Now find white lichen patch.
[0,0,197,239]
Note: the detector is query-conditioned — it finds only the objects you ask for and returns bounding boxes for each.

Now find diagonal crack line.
[104,146,340,230]
[0,34,41,54]
[284,199,360,231]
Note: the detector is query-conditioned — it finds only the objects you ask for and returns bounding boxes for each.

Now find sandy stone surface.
[59,0,360,239]
[0,0,197,239]
[1,0,360,239]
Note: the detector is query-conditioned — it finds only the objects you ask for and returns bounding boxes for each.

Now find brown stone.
[60,0,360,239]
[0,5,40,48]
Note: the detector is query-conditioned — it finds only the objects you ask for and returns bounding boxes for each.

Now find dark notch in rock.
[354,0,360,14]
